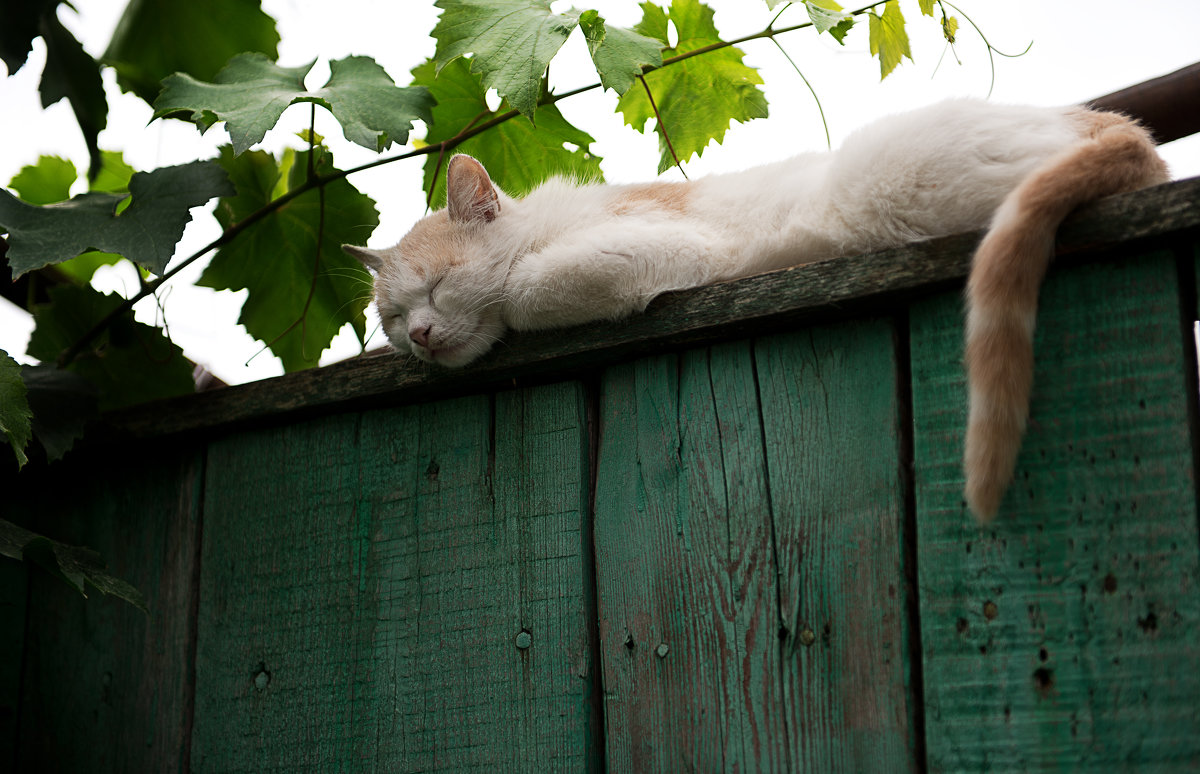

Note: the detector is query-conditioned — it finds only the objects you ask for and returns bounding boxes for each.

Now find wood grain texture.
[754,321,916,772]
[192,384,596,772]
[910,248,1200,771]
[594,345,790,772]
[0,559,26,771]
[7,446,203,774]
[593,325,915,772]
[103,178,1200,441]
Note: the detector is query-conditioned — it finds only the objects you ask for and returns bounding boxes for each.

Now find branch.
[639,74,687,178]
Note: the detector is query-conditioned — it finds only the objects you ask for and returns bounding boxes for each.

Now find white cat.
[345,99,1167,522]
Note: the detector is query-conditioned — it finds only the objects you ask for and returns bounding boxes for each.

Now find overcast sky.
[2,0,1199,384]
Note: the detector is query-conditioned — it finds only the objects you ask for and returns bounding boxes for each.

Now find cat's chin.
[412,341,488,369]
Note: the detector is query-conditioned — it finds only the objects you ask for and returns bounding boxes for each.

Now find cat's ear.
[343,244,384,272]
[446,155,501,225]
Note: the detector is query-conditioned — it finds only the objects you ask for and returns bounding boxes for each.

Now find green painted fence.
[4,178,1200,772]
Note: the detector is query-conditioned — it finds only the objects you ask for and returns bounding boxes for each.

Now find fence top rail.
[104,176,1200,441]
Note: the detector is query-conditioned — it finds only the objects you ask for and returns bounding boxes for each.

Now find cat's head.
[344,155,512,368]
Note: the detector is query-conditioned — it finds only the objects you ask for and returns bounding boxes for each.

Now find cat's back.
[822,99,1084,245]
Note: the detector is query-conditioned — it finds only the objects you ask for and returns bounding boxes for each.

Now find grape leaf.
[39,8,108,176]
[9,156,76,205]
[0,350,32,468]
[200,145,377,372]
[1,161,233,278]
[869,0,912,79]
[617,0,769,173]
[26,285,195,411]
[432,0,580,118]
[918,0,936,16]
[805,0,854,43]
[0,518,146,612]
[413,57,602,207]
[103,0,280,105]
[8,153,133,283]
[89,151,137,195]
[942,14,958,43]
[1,0,108,175]
[23,365,97,462]
[579,10,663,95]
[0,0,55,73]
[154,53,434,155]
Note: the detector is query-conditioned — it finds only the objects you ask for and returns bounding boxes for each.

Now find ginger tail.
[963,111,1168,523]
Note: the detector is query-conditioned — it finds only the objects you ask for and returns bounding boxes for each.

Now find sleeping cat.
[344,99,1167,522]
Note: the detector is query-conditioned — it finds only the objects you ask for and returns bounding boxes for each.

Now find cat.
[344,99,1168,522]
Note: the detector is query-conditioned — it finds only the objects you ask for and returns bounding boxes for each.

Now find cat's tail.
[963,109,1168,523]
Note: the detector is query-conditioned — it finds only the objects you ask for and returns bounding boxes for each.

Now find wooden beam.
[100,176,1200,440]
[1089,61,1200,145]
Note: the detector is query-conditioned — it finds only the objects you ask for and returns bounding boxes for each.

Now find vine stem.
[57,0,897,369]
[639,74,687,179]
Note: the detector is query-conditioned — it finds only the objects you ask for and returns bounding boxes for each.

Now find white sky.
[2,0,1199,385]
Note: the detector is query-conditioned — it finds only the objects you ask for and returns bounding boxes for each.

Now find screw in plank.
[253,663,271,691]
[515,630,532,650]
[799,627,816,647]
[655,643,670,659]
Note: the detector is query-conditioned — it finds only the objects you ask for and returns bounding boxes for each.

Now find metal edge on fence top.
[103,176,1200,440]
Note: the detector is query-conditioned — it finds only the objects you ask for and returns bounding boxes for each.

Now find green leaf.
[413,57,602,206]
[23,365,97,462]
[38,10,108,176]
[579,10,663,95]
[0,160,233,278]
[432,0,580,118]
[805,1,854,43]
[89,151,136,194]
[9,156,77,205]
[8,153,130,283]
[617,0,769,173]
[0,518,147,612]
[869,0,912,79]
[154,53,433,155]
[200,145,377,372]
[632,1,670,44]
[918,0,936,16]
[308,57,438,152]
[942,14,958,43]
[0,350,32,468]
[26,285,195,411]
[103,0,280,105]
[0,0,56,74]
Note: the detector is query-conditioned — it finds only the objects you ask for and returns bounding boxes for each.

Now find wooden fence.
[3,177,1200,772]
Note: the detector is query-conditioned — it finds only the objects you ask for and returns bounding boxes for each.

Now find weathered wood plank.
[594,346,790,772]
[594,324,915,771]
[910,249,1200,771]
[9,446,203,774]
[754,321,916,772]
[0,559,27,771]
[192,385,596,772]
[104,178,1200,441]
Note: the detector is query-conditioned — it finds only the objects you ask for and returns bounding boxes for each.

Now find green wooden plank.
[10,446,203,773]
[594,345,790,772]
[754,321,916,772]
[0,558,27,770]
[911,249,1200,771]
[594,327,914,771]
[193,385,595,772]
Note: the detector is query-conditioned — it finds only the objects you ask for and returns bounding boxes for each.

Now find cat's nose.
[410,325,432,348]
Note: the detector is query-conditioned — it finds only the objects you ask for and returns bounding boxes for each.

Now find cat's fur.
[344,99,1167,522]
